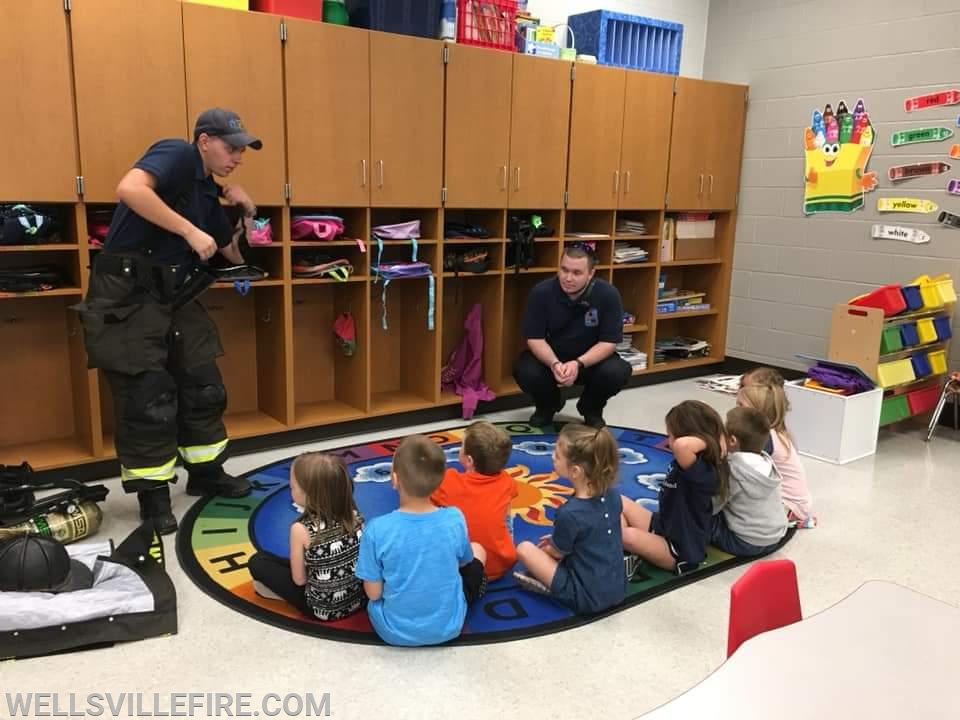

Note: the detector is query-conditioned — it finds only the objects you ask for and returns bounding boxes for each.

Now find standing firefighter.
[75,108,262,534]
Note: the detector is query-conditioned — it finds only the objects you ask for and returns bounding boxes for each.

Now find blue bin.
[345,0,443,38]
[934,316,953,341]
[567,10,683,75]
[901,285,924,311]
[900,322,920,347]
[911,352,932,377]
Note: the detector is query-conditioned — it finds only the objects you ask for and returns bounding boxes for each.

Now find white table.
[640,581,960,719]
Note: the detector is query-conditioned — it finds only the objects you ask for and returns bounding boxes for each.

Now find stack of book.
[616,219,647,235]
[656,290,710,314]
[654,337,712,363]
[617,334,647,370]
[613,243,649,264]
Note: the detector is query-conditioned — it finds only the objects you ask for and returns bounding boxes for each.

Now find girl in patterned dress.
[248,452,365,620]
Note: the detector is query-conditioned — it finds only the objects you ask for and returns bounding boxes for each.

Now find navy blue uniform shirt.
[521,277,624,361]
[104,139,234,266]
[655,454,718,566]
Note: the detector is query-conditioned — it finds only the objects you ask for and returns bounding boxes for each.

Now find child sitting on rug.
[355,435,487,646]
[247,452,365,621]
[513,424,626,614]
[431,421,519,580]
[621,400,726,574]
[737,371,816,527]
[711,406,788,556]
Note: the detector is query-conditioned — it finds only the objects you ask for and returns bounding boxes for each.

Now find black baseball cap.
[193,108,263,150]
[0,534,95,593]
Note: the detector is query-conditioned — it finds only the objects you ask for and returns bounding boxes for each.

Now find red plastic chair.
[727,559,802,657]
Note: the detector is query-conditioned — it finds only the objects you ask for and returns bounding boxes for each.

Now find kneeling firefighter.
[74,108,262,535]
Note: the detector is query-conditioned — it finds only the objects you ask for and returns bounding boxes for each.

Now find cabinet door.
[508,55,572,209]
[71,0,188,202]
[0,1,78,201]
[444,44,513,208]
[370,33,444,208]
[566,63,625,209]
[703,81,748,210]
[183,3,286,205]
[620,70,674,209]
[665,77,709,210]
[285,21,370,207]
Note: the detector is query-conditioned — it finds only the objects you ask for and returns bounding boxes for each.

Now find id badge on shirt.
[584,308,599,327]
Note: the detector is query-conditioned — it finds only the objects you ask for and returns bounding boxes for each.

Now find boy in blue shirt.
[356,435,487,646]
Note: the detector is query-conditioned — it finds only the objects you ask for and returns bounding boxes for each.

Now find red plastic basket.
[456,0,517,51]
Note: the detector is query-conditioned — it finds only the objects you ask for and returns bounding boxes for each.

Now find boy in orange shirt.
[431,421,518,580]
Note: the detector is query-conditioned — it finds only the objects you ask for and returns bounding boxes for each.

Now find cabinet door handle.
[500,165,507,191]
[613,170,620,193]
[709,174,715,196]
[698,173,704,196]
[361,159,367,187]
[378,160,384,188]
[514,166,521,191]
[625,170,631,194]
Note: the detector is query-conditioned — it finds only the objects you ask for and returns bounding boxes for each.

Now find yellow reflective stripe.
[177,438,228,465]
[120,458,177,482]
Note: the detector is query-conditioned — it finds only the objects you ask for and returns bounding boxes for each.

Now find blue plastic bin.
[901,285,924,311]
[900,322,920,347]
[567,10,683,75]
[911,351,932,378]
[345,0,443,39]
[934,316,953,341]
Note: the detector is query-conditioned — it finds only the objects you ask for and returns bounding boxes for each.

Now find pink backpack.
[441,302,495,419]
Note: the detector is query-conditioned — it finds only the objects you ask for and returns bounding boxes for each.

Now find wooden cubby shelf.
[0,1,745,471]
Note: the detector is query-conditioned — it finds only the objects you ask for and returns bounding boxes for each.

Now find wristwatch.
[576,359,586,372]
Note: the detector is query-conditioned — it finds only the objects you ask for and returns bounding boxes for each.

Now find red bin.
[251,0,321,20]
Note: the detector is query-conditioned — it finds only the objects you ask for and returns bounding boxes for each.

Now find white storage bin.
[784,380,883,464]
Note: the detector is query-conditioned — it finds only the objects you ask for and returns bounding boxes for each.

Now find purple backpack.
[441,303,495,419]
[807,364,874,394]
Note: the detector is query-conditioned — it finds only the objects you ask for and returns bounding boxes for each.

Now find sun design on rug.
[506,464,573,526]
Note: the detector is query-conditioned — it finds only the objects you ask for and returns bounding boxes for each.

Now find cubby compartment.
[292,283,368,426]
[615,210,661,239]
[0,296,95,469]
[506,240,559,273]
[613,266,657,331]
[507,209,563,239]
[656,264,722,317]
[370,277,438,413]
[372,241,439,275]
[565,210,615,239]
[226,243,285,282]
[654,312,722,369]
[501,271,554,392]
[440,274,503,405]
[0,249,83,297]
[290,206,368,246]
[443,208,506,240]
[370,208,441,241]
[202,287,289,437]
[0,203,80,250]
[292,242,370,282]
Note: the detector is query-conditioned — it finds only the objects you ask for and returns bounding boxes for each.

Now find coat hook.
[261,309,272,323]
[3,316,24,324]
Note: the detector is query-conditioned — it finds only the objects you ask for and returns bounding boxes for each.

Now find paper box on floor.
[784,357,883,465]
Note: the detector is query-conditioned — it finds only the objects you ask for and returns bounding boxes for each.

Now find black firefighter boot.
[185,465,251,498]
[137,484,178,536]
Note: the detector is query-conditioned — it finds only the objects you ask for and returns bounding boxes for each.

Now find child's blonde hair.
[665,400,730,501]
[392,435,446,498]
[737,383,792,448]
[463,421,512,476]
[740,366,786,390]
[557,424,619,495]
[291,452,359,535]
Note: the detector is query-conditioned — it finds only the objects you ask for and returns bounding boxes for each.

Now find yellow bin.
[910,275,943,309]
[183,0,249,9]
[917,318,938,344]
[877,358,916,388]
[928,349,948,375]
[933,274,957,304]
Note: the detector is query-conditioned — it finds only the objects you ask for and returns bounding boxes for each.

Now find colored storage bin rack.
[900,284,923,311]
[849,284,906,316]
[907,383,942,415]
[917,318,938,344]
[346,0,444,38]
[900,322,920,347]
[928,349,948,375]
[252,0,321,19]
[457,0,517,51]
[877,358,915,388]
[880,395,911,426]
[934,316,953,341]
[880,326,903,354]
[567,10,683,75]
